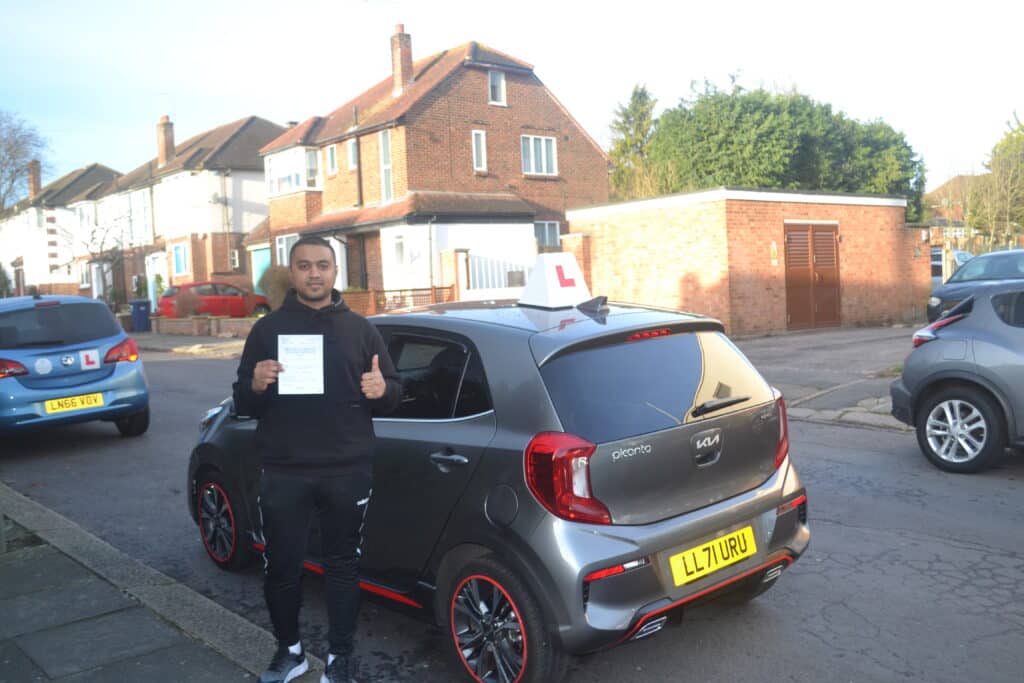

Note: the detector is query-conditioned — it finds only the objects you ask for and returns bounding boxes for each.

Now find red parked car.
[158,282,271,318]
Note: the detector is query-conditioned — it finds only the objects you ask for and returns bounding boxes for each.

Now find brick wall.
[567,200,733,328]
[404,68,608,221]
[568,192,928,335]
[269,191,323,230]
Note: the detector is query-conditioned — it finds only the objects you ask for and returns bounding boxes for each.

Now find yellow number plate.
[45,393,105,414]
[669,526,757,586]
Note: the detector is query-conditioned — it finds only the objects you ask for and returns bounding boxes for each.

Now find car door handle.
[430,451,469,473]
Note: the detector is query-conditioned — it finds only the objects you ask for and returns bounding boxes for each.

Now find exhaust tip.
[631,615,669,641]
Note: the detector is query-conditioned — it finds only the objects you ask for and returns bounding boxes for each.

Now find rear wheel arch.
[433,542,568,640]
[914,377,1013,435]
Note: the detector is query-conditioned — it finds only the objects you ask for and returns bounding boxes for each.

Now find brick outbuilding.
[564,188,931,336]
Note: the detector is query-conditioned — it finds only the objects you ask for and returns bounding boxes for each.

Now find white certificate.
[277,335,324,395]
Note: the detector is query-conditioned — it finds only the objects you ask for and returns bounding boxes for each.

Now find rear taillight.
[104,338,140,363]
[525,432,611,524]
[912,314,965,347]
[0,359,29,379]
[773,397,789,470]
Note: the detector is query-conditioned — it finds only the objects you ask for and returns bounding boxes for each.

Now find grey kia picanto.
[188,291,809,682]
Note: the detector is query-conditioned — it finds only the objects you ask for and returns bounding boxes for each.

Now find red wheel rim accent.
[449,573,528,683]
[197,481,236,563]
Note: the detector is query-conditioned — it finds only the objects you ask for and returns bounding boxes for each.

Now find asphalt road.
[2,351,1023,682]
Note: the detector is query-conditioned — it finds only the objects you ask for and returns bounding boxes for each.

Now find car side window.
[382,333,492,420]
[218,285,244,297]
[992,291,1024,328]
[193,284,216,296]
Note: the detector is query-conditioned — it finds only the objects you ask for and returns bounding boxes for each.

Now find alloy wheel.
[925,399,987,464]
[198,482,236,563]
[451,575,526,683]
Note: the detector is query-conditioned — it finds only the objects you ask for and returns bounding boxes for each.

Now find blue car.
[0,294,150,436]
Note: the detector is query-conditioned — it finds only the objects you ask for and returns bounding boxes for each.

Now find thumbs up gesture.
[361,354,386,399]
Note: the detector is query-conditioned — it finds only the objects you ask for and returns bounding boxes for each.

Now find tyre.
[252,303,271,317]
[447,555,567,683]
[115,406,150,437]
[196,472,253,571]
[916,386,1006,473]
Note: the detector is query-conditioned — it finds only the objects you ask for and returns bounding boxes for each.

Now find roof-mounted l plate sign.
[517,253,591,310]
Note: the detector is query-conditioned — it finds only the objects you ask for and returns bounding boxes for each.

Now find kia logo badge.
[61,355,75,367]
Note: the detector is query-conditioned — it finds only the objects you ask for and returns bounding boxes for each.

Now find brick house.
[564,188,931,336]
[258,25,608,300]
[0,161,120,296]
[66,115,286,308]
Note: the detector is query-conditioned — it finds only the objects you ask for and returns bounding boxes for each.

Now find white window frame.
[230,249,240,269]
[276,233,299,266]
[521,135,558,176]
[472,130,487,172]
[488,70,506,105]
[79,263,91,289]
[172,243,190,276]
[327,145,338,175]
[379,130,393,203]
[534,221,561,247]
[347,139,358,170]
[266,147,321,196]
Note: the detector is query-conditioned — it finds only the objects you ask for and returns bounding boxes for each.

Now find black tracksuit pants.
[258,468,372,656]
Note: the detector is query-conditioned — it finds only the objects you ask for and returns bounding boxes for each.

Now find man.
[234,235,400,683]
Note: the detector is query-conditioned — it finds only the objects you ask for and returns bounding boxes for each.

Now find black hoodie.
[233,289,401,475]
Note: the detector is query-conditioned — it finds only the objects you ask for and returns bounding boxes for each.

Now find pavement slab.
[0,639,48,682]
[57,642,254,683]
[0,545,92,600]
[0,574,133,640]
[14,608,187,679]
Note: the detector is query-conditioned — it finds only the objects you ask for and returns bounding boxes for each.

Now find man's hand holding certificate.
[277,334,325,395]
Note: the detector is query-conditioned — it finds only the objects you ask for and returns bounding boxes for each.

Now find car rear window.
[992,291,1024,327]
[539,330,774,443]
[0,303,121,349]
[948,252,1024,282]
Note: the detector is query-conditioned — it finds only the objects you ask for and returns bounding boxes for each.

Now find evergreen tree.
[608,85,658,200]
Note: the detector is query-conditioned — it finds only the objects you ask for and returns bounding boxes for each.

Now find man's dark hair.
[289,235,336,264]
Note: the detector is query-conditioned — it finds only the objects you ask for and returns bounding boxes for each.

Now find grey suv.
[892,281,1024,472]
[188,295,809,681]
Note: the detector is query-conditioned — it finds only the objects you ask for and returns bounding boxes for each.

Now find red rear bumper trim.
[615,554,795,645]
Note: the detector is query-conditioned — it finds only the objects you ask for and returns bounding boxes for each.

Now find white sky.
[2,0,1021,193]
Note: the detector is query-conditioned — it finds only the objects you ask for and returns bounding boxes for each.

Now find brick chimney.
[157,115,175,168]
[27,159,41,201]
[391,24,413,96]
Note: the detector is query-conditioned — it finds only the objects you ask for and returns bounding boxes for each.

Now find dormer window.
[266,147,321,196]
[488,70,506,105]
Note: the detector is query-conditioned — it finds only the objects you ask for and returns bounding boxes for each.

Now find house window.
[347,139,358,170]
[472,130,487,172]
[534,221,560,247]
[276,234,299,266]
[173,244,190,276]
[521,135,557,176]
[488,70,506,105]
[306,149,319,188]
[230,249,240,269]
[79,264,91,288]
[327,145,338,175]
[394,235,405,264]
[380,130,393,203]
[266,148,321,195]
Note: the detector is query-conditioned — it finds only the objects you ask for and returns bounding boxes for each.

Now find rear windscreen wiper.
[691,395,751,418]
[16,340,65,348]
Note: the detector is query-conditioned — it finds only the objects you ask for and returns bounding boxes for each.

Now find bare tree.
[967,117,1024,249]
[0,111,47,212]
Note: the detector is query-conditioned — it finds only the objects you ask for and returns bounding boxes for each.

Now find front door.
[785,225,841,329]
[251,248,271,295]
